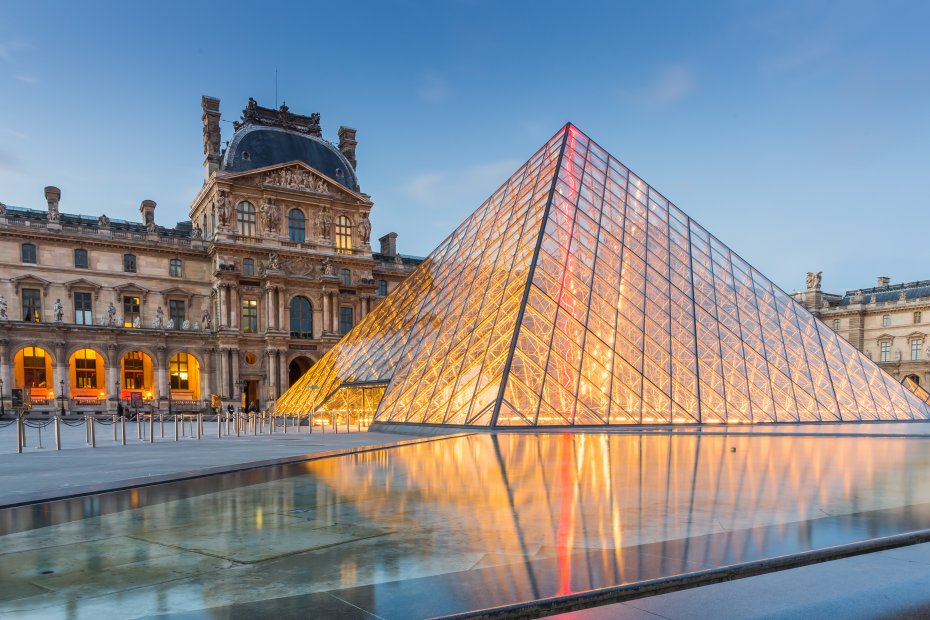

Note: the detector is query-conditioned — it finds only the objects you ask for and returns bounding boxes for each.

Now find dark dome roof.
[222,126,359,191]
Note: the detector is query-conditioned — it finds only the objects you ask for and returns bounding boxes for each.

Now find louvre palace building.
[0,97,421,413]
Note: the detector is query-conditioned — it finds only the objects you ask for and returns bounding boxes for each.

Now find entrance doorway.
[288,356,314,386]
[245,380,260,409]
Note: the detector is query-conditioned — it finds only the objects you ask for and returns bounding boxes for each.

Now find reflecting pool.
[4,431,930,618]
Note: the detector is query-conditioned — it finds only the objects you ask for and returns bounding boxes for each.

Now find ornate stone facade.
[0,97,421,413]
[794,275,930,388]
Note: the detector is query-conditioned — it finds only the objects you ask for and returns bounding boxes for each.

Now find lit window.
[832,319,840,331]
[243,258,255,276]
[74,292,93,325]
[73,349,98,389]
[21,243,36,264]
[339,306,354,335]
[378,279,388,296]
[289,296,313,339]
[288,209,305,243]
[169,258,182,278]
[123,351,145,390]
[123,254,137,273]
[340,268,351,286]
[915,312,922,324]
[912,339,923,361]
[22,288,41,322]
[880,341,891,362]
[123,296,140,328]
[882,314,891,327]
[169,353,190,390]
[169,300,185,329]
[22,347,47,388]
[74,248,88,269]
[336,215,352,254]
[236,201,256,237]
[241,299,258,333]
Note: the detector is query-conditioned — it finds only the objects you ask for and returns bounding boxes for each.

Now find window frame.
[74,291,93,325]
[340,268,351,286]
[168,299,185,329]
[241,298,258,334]
[236,201,256,238]
[74,248,89,269]
[335,215,352,254]
[122,295,141,328]
[123,351,145,390]
[169,353,191,390]
[339,306,354,335]
[22,347,47,388]
[915,312,922,325]
[73,349,98,389]
[242,258,255,276]
[912,338,924,362]
[378,279,388,296]
[289,296,314,339]
[880,340,891,362]
[169,258,182,278]
[123,254,137,273]
[22,288,41,322]
[21,243,36,264]
[288,208,306,243]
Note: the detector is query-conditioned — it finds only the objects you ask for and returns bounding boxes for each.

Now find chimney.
[140,200,157,231]
[202,95,222,180]
[877,276,890,287]
[338,126,357,169]
[379,232,397,257]
[44,186,61,223]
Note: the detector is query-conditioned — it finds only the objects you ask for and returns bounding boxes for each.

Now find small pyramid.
[277,125,930,426]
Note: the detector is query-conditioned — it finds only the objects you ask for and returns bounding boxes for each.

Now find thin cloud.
[621,64,696,107]
[403,159,522,206]
[418,74,451,104]
[15,74,38,84]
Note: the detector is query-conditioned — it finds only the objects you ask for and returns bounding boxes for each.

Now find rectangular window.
[74,292,93,325]
[916,312,923,324]
[241,299,258,333]
[832,319,840,330]
[169,300,185,329]
[21,243,36,264]
[124,351,145,390]
[913,339,923,362]
[22,347,47,388]
[880,341,891,362]
[123,296,141,328]
[124,254,137,273]
[169,258,182,278]
[882,315,891,327]
[169,353,190,390]
[243,258,255,276]
[74,248,89,268]
[74,350,97,388]
[340,269,351,286]
[378,279,388,296]
[22,288,41,322]
[339,306,354,335]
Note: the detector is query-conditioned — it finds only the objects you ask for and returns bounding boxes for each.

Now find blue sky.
[1,1,927,294]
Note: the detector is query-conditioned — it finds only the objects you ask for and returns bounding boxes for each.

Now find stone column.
[231,351,240,399]
[54,341,68,402]
[200,348,212,400]
[0,340,10,401]
[106,343,118,406]
[156,345,168,401]
[277,287,286,332]
[264,288,273,332]
[332,293,340,334]
[217,285,226,328]
[277,350,286,393]
[230,286,240,331]
[322,292,331,333]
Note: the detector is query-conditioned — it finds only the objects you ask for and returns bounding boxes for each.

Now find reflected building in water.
[277,125,930,427]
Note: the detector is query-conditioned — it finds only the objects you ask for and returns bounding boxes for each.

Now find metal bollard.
[113,415,118,442]
[85,415,91,445]
[150,413,155,444]
[197,413,203,440]
[55,415,61,451]
[90,416,96,448]
[174,414,179,441]
[217,412,222,438]
[16,414,23,453]
[121,414,127,445]
[160,413,165,439]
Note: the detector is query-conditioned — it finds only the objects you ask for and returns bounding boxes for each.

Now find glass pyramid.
[277,125,930,426]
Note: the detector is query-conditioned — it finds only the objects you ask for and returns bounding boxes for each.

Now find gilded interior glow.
[276,125,930,425]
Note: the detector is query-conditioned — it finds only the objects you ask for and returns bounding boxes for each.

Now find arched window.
[378,279,388,296]
[289,296,313,339]
[169,258,182,277]
[236,201,256,237]
[288,209,305,243]
[123,254,137,273]
[21,243,36,264]
[336,215,352,254]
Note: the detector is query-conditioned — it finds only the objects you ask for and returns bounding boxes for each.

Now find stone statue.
[182,319,191,330]
[193,225,203,239]
[268,252,281,270]
[0,296,7,320]
[166,318,175,330]
[358,213,372,244]
[900,291,907,301]
[260,198,280,232]
[98,214,110,228]
[53,298,64,322]
[133,316,141,328]
[215,190,231,226]
[153,306,165,329]
[321,257,335,276]
[851,290,864,304]
[314,178,328,194]
[321,209,333,239]
[805,271,822,291]
[107,302,117,326]
[0,202,6,216]
[201,306,212,329]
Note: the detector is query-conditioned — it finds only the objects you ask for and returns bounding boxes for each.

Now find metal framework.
[276,125,930,426]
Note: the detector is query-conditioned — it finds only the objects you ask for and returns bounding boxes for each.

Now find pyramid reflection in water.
[277,125,930,426]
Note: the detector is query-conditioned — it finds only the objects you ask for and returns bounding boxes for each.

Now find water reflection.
[3,432,930,618]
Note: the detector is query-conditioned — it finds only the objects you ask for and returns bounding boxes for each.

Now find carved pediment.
[11,275,52,297]
[63,278,103,300]
[876,333,895,342]
[114,282,150,303]
[280,254,319,277]
[161,286,196,306]
[224,161,365,202]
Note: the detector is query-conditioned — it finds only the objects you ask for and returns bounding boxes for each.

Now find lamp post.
[115,379,121,417]
[58,379,66,417]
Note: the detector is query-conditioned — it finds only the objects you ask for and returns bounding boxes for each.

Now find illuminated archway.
[68,348,106,399]
[13,346,54,400]
[121,350,155,401]
[288,356,313,387]
[169,352,201,400]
